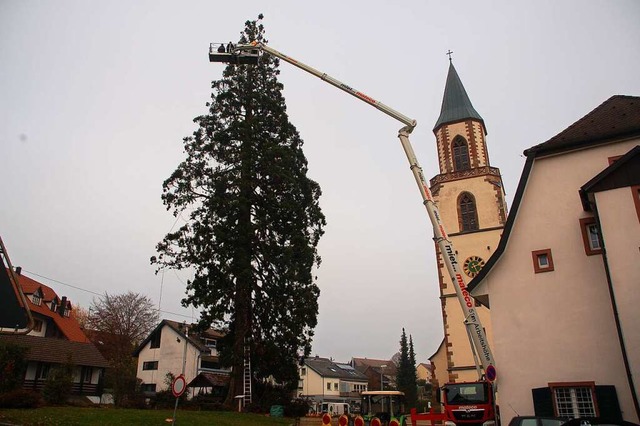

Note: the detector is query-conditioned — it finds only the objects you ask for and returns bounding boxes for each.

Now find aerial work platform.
[209,43,259,65]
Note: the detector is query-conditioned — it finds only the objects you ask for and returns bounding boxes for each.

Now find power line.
[22,269,196,320]
[24,270,103,297]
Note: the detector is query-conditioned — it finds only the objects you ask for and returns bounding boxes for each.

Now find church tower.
[428,60,508,388]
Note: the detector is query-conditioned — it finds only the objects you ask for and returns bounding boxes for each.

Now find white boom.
[210,41,497,383]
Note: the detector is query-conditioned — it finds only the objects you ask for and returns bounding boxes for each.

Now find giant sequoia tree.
[152,15,325,404]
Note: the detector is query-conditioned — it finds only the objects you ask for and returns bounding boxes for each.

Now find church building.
[428,59,508,389]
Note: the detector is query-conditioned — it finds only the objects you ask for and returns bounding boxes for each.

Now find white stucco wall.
[477,140,638,423]
[593,187,640,407]
[136,325,201,393]
[299,366,325,397]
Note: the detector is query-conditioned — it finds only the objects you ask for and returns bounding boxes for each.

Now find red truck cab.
[441,381,497,426]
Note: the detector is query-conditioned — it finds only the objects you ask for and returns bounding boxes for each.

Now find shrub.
[285,398,310,417]
[250,380,290,413]
[104,358,140,407]
[42,362,74,405]
[0,342,29,393]
[192,394,226,411]
[151,389,176,409]
[0,389,42,408]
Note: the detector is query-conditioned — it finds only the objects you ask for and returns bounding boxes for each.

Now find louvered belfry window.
[453,136,471,171]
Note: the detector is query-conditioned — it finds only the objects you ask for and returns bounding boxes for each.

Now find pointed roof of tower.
[434,61,485,132]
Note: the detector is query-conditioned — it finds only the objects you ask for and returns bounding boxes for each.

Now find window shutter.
[595,385,622,421]
[532,387,554,416]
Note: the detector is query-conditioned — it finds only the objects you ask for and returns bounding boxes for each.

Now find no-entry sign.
[171,374,187,397]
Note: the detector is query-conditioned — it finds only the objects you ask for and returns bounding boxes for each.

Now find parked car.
[560,418,640,426]
[508,416,570,426]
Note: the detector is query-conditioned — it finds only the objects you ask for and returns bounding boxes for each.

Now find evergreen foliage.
[0,388,42,408]
[0,342,29,393]
[396,328,418,407]
[42,357,74,405]
[104,357,140,407]
[407,335,418,406]
[152,14,325,405]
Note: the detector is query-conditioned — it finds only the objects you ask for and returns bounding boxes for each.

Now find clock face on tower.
[463,256,485,278]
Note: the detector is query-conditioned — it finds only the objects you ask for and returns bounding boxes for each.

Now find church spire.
[434,61,485,132]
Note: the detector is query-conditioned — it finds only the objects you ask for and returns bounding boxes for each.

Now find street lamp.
[380,364,387,391]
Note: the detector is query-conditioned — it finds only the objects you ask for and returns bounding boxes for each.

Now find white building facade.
[468,96,640,423]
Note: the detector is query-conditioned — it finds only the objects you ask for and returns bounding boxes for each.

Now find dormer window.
[32,294,42,306]
[50,300,58,312]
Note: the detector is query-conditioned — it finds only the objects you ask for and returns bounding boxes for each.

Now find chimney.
[15,266,22,275]
[59,296,67,315]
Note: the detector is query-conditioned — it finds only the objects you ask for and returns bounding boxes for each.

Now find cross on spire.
[446,50,454,62]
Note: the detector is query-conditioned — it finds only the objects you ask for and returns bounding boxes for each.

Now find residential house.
[351,357,397,391]
[467,95,640,423]
[0,268,108,396]
[416,363,433,382]
[298,356,368,407]
[133,319,229,396]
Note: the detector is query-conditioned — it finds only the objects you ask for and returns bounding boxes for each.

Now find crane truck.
[209,41,498,426]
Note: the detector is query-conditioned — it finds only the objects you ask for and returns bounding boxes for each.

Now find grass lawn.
[0,406,297,426]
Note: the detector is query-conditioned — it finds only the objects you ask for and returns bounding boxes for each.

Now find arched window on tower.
[452,136,471,171]
[458,192,479,232]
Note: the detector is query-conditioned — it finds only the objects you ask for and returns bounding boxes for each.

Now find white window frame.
[552,384,597,418]
[586,224,601,251]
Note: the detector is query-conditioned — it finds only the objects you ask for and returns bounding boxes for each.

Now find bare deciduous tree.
[86,291,159,406]
[87,291,159,347]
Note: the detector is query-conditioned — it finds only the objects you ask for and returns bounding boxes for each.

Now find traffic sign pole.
[171,374,187,425]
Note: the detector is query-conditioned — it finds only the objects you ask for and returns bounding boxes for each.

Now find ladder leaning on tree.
[243,338,252,406]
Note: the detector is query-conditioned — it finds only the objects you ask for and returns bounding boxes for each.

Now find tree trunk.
[224,105,254,408]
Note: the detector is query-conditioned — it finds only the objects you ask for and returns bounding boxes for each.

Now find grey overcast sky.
[1,0,639,364]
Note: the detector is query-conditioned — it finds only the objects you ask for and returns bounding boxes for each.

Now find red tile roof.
[16,271,89,343]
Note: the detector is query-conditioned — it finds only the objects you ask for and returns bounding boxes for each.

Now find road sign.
[0,237,32,333]
[486,364,497,382]
[322,413,331,425]
[171,374,187,398]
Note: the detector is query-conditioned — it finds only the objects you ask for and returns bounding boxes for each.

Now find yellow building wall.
[430,119,506,386]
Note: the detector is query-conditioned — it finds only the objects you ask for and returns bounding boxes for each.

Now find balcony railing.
[23,379,103,396]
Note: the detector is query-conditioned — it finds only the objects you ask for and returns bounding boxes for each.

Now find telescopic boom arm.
[236,42,416,131]
[213,41,497,382]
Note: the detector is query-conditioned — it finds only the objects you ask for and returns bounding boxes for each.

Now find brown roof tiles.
[526,95,640,157]
[0,334,108,368]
